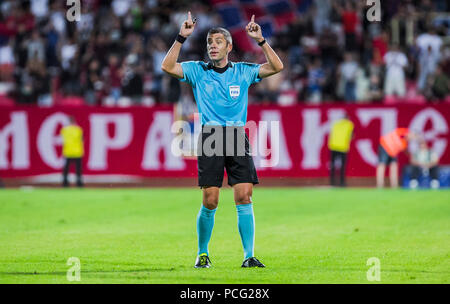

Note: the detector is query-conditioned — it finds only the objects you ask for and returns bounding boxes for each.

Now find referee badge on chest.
[229,85,240,99]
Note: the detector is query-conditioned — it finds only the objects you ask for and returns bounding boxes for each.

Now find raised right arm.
[161,41,184,78]
[161,12,196,79]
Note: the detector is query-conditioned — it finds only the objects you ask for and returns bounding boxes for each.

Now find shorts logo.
[229,85,240,99]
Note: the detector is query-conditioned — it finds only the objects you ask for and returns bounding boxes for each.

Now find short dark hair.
[207,27,232,45]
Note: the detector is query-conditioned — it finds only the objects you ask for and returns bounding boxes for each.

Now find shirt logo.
[229,85,240,99]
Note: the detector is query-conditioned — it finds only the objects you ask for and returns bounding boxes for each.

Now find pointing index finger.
[188,11,192,22]
[251,14,255,23]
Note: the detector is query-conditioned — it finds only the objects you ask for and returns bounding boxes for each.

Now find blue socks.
[236,203,255,259]
[197,205,216,255]
[196,203,255,260]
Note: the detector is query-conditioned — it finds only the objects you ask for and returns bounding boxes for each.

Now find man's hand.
[179,11,196,38]
[248,14,284,78]
[245,15,264,43]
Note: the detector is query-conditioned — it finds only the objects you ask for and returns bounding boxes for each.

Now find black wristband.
[258,39,266,46]
[176,34,187,44]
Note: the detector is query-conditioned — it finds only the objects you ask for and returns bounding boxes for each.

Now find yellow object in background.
[61,125,84,158]
[328,119,354,153]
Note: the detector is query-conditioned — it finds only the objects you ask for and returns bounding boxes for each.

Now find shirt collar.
[207,61,233,73]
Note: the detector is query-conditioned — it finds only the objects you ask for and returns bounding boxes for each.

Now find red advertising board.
[0,105,449,178]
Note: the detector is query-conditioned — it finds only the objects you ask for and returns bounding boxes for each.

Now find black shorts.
[197,126,259,188]
[378,144,397,165]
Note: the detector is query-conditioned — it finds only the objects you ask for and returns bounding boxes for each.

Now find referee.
[162,12,283,268]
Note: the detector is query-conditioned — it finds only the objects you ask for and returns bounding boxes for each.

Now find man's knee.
[235,188,253,204]
[202,187,219,209]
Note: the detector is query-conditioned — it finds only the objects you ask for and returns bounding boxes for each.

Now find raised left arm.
[246,15,284,78]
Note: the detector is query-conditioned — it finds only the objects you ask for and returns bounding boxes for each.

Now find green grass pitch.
[0,187,448,284]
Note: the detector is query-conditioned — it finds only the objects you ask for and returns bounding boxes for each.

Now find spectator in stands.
[15,53,49,104]
[61,116,84,188]
[120,53,143,105]
[28,55,51,106]
[150,37,168,103]
[355,66,370,103]
[416,26,443,59]
[441,46,450,79]
[418,44,442,93]
[409,140,440,189]
[319,26,339,70]
[312,0,331,34]
[60,55,82,97]
[103,54,123,105]
[27,30,45,63]
[59,36,78,71]
[372,31,389,68]
[339,1,359,52]
[377,128,417,188]
[367,73,383,102]
[49,0,67,36]
[43,22,60,68]
[84,59,103,106]
[328,114,354,187]
[0,39,15,91]
[306,57,325,104]
[383,44,408,98]
[338,52,359,102]
[429,64,449,102]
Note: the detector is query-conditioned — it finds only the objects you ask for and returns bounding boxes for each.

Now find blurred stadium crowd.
[0,0,449,107]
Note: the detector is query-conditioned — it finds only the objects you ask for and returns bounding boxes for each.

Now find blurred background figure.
[427,64,449,102]
[383,44,408,98]
[119,53,143,106]
[328,114,354,187]
[338,52,359,103]
[366,73,383,102]
[60,116,84,187]
[103,53,123,106]
[306,57,325,104]
[377,128,416,188]
[416,26,443,93]
[409,141,440,189]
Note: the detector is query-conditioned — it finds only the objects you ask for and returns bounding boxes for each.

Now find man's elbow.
[161,61,175,74]
[278,62,284,72]
[275,62,284,73]
[161,64,169,74]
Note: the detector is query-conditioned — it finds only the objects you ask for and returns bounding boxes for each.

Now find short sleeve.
[241,63,262,85]
[180,61,201,87]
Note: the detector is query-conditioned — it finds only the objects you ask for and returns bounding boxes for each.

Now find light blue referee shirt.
[180,61,261,126]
